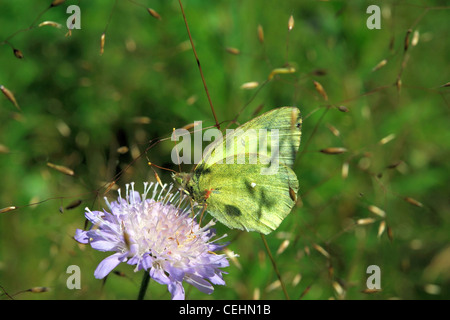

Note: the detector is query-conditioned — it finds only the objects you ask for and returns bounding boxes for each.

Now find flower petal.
[74,229,89,244]
[91,239,120,252]
[94,253,124,279]
[184,274,214,295]
[207,272,226,286]
[168,281,185,300]
[75,182,232,300]
[83,209,96,222]
[150,266,171,285]
[165,264,185,282]
[140,253,153,270]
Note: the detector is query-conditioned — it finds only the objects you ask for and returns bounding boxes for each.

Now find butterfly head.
[172,172,193,195]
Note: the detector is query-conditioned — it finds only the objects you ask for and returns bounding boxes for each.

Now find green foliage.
[0,0,448,300]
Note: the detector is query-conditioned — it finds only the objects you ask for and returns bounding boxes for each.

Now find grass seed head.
[257,24,264,43]
[313,80,328,101]
[147,8,161,20]
[288,15,295,31]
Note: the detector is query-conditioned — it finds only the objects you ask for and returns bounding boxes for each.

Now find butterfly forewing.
[200,107,301,170]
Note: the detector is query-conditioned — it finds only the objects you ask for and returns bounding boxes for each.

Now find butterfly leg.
[198,189,217,226]
[198,202,208,227]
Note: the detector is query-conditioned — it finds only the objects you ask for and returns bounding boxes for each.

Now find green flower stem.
[137,271,151,300]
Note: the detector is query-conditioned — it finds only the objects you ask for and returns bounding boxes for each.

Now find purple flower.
[74,182,233,300]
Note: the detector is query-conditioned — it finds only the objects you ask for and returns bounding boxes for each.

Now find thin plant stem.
[178,0,220,130]
[137,271,151,300]
[260,233,290,300]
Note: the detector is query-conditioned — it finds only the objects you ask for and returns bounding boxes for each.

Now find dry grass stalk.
[379,133,396,145]
[372,59,387,72]
[326,124,340,137]
[268,67,296,80]
[411,30,419,46]
[46,162,74,176]
[313,81,328,101]
[404,29,412,52]
[288,15,295,31]
[117,146,129,154]
[378,221,386,238]
[257,24,264,43]
[357,218,376,225]
[103,180,117,195]
[404,196,423,208]
[225,47,240,55]
[337,105,349,112]
[240,81,259,90]
[312,243,330,259]
[65,199,82,210]
[320,147,347,155]
[342,161,349,179]
[147,8,161,20]
[368,205,386,218]
[0,206,17,214]
[13,48,24,59]
[29,287,50,293]
[276,239,290,255]
[387,226,394,242]
[1,85,20,110]
[38,21,62,28]
[289,187,297,202]
[50,0,65,7]
[100,33,106,55]
[132,116,151,124]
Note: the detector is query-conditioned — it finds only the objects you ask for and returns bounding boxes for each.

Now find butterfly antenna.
[178,0,220,130]
[147,162,178,174]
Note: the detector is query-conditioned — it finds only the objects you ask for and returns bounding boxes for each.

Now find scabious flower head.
[74,182,232,300]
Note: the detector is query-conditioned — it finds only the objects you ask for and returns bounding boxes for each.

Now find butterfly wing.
[187,106,302,234]
[237,106,302,168]
[194,156,299,234]
[200,107,302,169]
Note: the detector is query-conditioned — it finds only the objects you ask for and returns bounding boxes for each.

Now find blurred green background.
[0,0,449,300]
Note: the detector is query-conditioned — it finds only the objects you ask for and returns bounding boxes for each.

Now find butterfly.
[173,107,302,234]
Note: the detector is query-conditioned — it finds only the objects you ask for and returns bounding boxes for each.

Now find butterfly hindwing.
[193,155,299,234]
